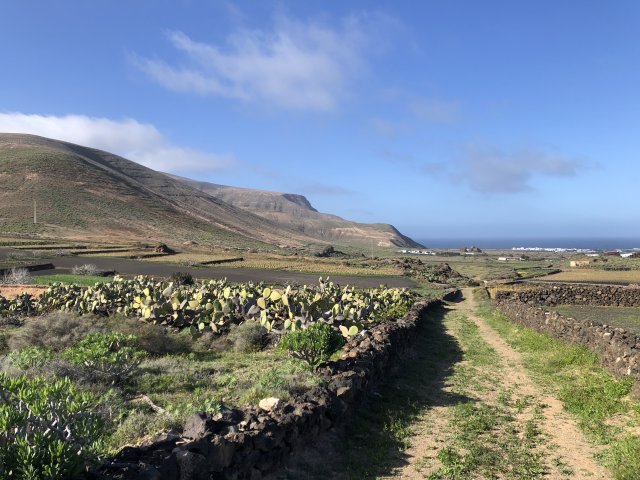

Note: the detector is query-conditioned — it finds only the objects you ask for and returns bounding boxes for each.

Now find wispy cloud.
[409,97,461,124]
[369,118,407,139]
[132,13,394,111]
[380,148,415,165]
[422,145,587,194]
[0,112,235,173]
[300,183,355,196]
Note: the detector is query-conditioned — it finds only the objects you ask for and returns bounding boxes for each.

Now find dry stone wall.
[88,292,456,480]
[490,284,640,386]
[490,283,640,307]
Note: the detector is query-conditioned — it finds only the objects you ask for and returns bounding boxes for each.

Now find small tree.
[279,323,344,369]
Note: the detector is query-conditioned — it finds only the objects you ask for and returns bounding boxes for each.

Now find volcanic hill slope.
[0,133,421,249]
[170,175,422,248]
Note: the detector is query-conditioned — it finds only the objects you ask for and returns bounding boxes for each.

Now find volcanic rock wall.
[489,284,640,388]
[490,283,640,307]
[91,292,457,480]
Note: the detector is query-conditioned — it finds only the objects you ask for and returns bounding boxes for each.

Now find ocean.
[415,238,640,251]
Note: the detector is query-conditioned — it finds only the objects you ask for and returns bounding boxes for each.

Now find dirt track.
[0,249,416,288]
[277,289,610,479]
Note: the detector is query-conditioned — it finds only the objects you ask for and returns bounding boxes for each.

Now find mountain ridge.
[0,133,421,249]
[168,174,422,248]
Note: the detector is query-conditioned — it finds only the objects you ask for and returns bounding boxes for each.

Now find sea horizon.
[415,238,640,251]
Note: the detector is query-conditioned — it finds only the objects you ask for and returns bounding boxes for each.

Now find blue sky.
[1,1,639,241]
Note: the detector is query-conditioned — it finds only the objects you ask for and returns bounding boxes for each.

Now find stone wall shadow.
[273,303,469,479]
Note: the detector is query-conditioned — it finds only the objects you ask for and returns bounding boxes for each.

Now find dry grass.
[543,269,640,284]
[81,250,161,258]
[223,253,401,276]
[142,252,238,263]
[141,251,402,276]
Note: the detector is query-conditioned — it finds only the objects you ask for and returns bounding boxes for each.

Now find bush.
[105,316,189,356]
[71,264,99,276]
[0,333,7,355]
[7,311,108,353]
[170,271,194,286]
[1,267,33,285]
[6,346,54,370]
[279,323,345,369]
[0,374,105,479]
[62,332,147,385]
[228,321,267,353]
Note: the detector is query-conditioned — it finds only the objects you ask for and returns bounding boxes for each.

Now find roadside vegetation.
[0,275,418,477]
[474,289,640,480]
[285,304,559,479]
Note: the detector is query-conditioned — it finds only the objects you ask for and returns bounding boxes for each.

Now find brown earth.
[0,284,48,299]
[0,249,416,289]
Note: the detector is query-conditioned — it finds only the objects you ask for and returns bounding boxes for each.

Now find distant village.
[398,246,485,256]
[398,245,640,262]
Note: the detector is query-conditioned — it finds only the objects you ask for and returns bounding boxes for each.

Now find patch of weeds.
[474,288,640,479]
[6,345,54,369]
[106,410,181,452]
[425,308,547,480]
[429,446,465,479]
[382,414,412,450]
[607,435,640,480]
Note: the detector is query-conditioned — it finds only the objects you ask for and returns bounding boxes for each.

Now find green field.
[34,274,111,286]
[550,304,640,336]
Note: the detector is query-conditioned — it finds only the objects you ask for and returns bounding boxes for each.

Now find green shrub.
[372,302,411,322]
[278,323,345,369]
[0,374,105,479]
[228,321,267,353]
[6,346,54,370]
[62,332,147,385]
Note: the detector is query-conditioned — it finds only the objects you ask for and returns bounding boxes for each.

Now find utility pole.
[33,199,37,224]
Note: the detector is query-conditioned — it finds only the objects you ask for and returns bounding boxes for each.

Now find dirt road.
[390,288,608,479]
[277,289,610,479]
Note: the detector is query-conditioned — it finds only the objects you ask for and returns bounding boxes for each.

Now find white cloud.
[422,145,586,194]
[409,97,461,124]
[0,112,235,173]
[369,118,407,139]
[132,13,391,111]
[300,183,355,196]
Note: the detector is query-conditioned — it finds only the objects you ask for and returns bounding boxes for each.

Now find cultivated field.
[551,304,640,336]
[541,269,640,284]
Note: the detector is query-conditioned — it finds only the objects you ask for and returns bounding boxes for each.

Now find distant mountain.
[0,133,421,249]
[169,175,423,248]
[0,133,308,248]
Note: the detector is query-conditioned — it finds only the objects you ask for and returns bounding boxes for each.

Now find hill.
[0,133,310,248]
[0,133,421,249]
[169,176,423,248]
